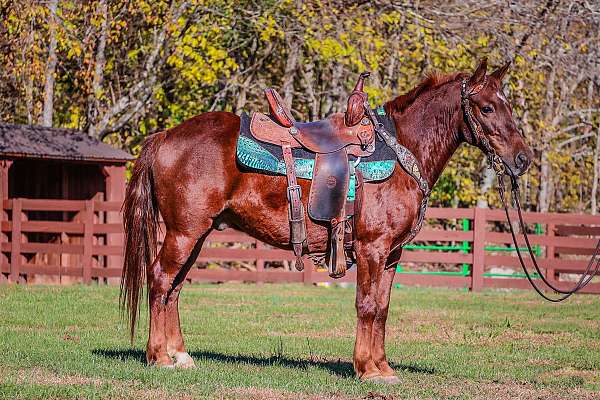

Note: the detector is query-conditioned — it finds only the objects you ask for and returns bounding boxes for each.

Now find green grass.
[1,283,600,399]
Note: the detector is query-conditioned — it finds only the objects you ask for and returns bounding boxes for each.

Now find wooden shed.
[0,124,133,283]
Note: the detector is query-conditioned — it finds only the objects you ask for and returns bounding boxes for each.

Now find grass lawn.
[1,283,600,399]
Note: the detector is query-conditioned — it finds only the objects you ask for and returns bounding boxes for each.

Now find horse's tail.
[120,131,165,340]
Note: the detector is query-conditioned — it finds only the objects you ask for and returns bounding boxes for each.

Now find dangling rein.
[496,172,600,302]
[461,78,600,301]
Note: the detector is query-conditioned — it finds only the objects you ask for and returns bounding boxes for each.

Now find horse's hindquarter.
[152,112,240,236]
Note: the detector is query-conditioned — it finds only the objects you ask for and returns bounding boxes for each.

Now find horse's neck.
[390,81,463,187]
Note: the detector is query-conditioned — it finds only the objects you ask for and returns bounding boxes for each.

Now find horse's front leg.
[371,261,400,383]
[353,243,386,381]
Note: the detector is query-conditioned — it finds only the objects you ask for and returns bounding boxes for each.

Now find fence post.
[10,199,21,283]
[303,257,313,285]
[471,207,486,291]
[255,240,264,284]
[0,196,6,284]
[0,161,10,283]
[103,166,125,284]
[82,200,94,284]
[546,223,556,284]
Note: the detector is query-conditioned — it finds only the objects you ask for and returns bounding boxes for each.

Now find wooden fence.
[1,198,599,292]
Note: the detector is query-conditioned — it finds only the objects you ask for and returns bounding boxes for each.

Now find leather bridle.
[461,77,600,302]
[460,77,505,176]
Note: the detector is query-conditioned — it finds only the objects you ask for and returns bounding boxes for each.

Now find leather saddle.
[248,72,376,278]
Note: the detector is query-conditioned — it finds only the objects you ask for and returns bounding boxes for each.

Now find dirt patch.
[527,358,557,367]
[219,387,356,400]
[538,367,600,386]
[386,309,589,348]
[268,324,354,339]
[434,378,599,400]
[221,382,599,400]
[14,367,104,387]
[386,309,459,344]
[491,329,575,346]
[469,380,597,400]
[7,367,193,400]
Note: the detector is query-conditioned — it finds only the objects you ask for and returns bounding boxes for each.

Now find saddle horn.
[345,71,371,127]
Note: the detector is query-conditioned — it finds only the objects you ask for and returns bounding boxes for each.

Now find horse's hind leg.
[164,232,210,368]
[146,229,209,367]
[165,285,193,368]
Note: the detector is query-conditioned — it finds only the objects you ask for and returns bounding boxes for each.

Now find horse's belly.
[224,173,329,252]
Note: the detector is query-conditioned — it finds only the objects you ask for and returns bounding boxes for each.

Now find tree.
[0,0,598,213]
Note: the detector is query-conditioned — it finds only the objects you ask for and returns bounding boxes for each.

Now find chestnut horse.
[121,59,533,383]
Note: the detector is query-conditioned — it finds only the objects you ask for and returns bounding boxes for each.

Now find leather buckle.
[287,184,302,201]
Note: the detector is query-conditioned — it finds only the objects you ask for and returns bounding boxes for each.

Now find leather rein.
[461,77,600,302]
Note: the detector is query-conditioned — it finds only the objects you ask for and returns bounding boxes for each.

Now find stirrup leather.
[281,142,306,271]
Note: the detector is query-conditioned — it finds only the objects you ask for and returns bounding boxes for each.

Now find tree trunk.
[324,63,343,116]
[302,62,320,119]
[87,0,108,138]
[282,35,300,109]
[40,0,58,127]
[25,71,34,125]
[539,67,556,212]
[477,167,495,208]
[235,75,251,111]
[592,124,600,215]
[539,151,552,212]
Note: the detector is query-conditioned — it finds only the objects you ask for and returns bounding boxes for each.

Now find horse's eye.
[481,105,494,114]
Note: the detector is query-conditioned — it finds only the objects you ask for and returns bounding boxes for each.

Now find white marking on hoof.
[380,375,401,384]
[174,352,195,369]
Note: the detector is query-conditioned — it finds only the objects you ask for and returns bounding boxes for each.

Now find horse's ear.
[468,58,487,88]
[491,61,511,82]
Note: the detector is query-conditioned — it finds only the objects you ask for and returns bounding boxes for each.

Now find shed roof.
[0,123,134,163]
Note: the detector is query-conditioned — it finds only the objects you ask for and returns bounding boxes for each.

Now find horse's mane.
[384,72,466,115]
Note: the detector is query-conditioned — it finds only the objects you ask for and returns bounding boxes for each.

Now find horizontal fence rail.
[1,198,600,292]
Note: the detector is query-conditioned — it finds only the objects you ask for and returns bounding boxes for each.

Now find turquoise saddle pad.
[236,135,396,201]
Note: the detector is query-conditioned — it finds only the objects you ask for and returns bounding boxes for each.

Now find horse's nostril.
[515,152,530,170]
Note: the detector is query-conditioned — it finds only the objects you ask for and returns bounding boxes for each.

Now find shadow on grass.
[92,348,435,378]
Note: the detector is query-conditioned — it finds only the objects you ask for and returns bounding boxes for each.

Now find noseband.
[461,77,600,301]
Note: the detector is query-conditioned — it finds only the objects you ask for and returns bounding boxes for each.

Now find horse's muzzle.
[514,151,531,176]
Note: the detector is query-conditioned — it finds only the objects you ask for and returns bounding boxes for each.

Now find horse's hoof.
[363,374,388,384]
[360,370,385,383]
[174,352,195,369]
[148,355,175,368]
[379,375,401,385]
[363,373,400,385]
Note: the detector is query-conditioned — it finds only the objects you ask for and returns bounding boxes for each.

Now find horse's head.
[461,58,533,177]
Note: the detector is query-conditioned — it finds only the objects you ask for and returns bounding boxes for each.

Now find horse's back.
[160,111,238,150]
